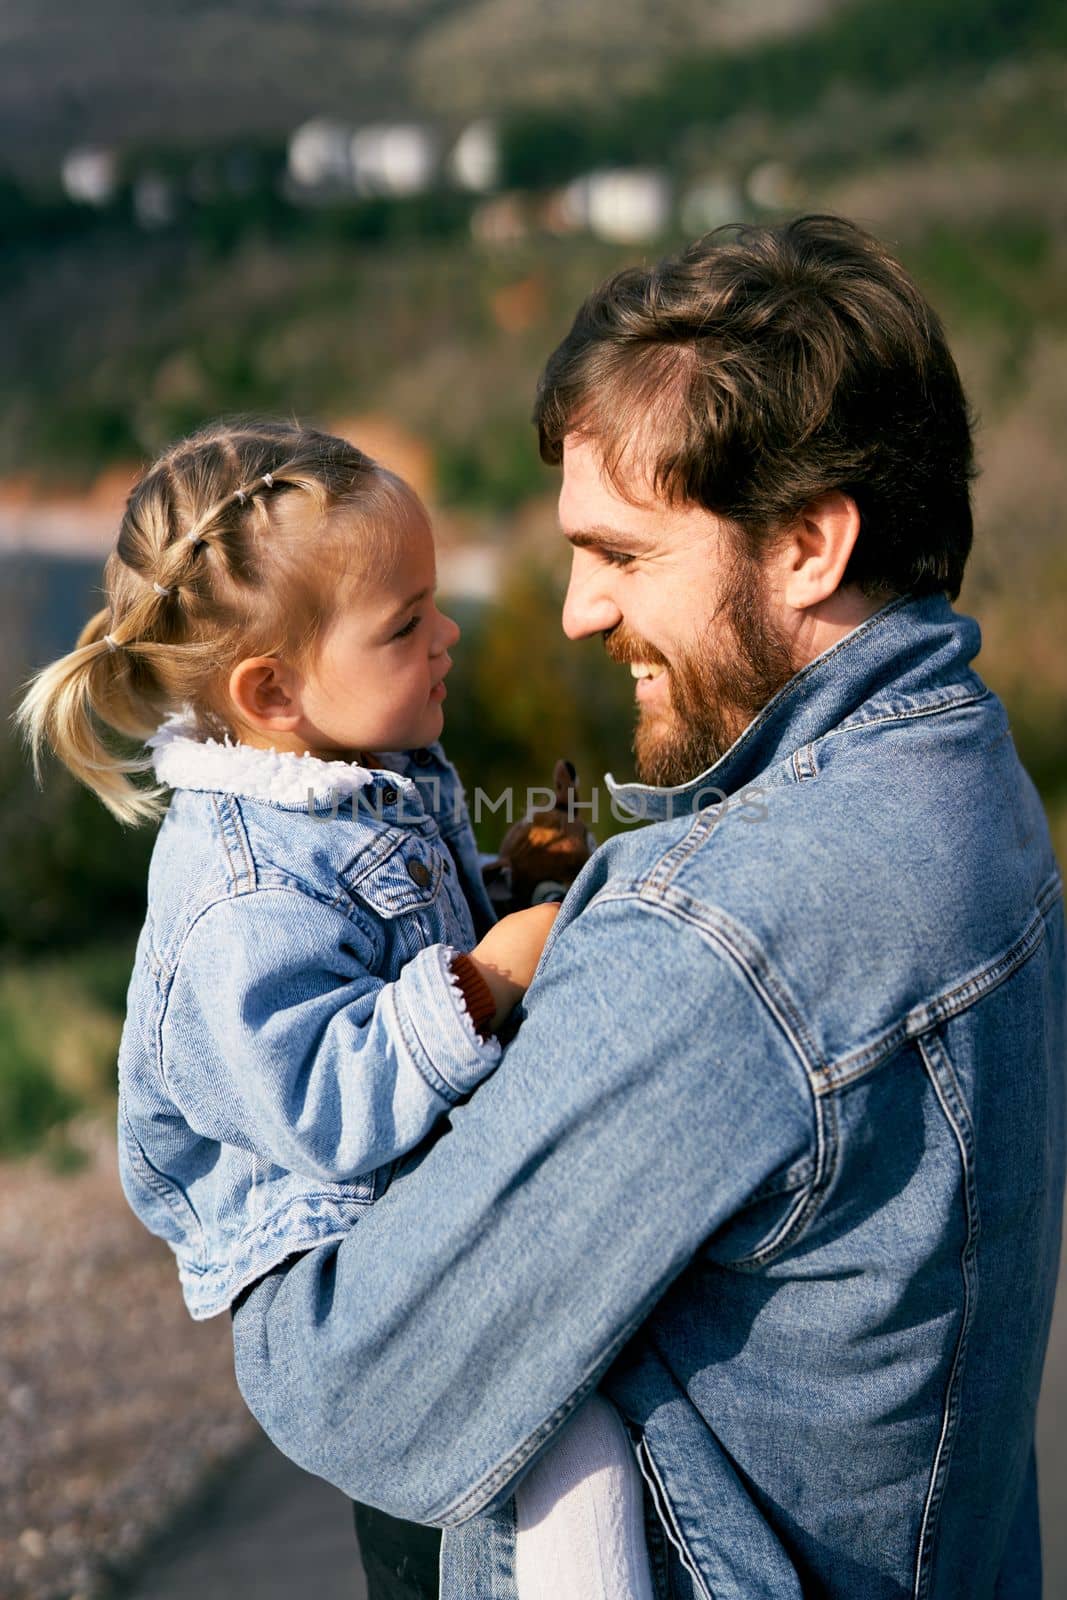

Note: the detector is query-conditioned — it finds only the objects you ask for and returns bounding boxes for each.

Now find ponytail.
[16,606,167,826]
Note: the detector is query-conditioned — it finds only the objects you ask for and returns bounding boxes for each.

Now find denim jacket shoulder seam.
[794,686,991,781]
[640,808,731,897]
[623,885,839,1267]
[815,876,1062,1093]
[718,1156,821,1270]
[616,884,828,1084]
[213,793,256,892]
[589,883,825,1164]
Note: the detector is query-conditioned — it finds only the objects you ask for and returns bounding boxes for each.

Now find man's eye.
[392,615,420,639]
[601,549,636,569]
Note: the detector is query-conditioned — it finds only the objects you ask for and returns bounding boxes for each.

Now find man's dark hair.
[535,215,975,599]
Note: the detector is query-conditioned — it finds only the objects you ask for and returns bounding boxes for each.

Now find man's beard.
[606,551,796,788]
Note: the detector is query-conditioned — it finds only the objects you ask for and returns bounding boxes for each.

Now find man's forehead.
[559,434,718,547]
[559,435,659,529]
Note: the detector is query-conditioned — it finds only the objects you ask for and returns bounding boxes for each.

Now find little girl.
[19,418,652,1600]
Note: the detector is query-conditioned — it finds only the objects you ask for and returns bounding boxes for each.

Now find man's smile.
[629,660,670,705]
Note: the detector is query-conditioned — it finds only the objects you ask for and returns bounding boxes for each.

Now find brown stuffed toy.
[483,759,596,913]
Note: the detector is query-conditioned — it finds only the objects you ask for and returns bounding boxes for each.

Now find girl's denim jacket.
[117,715,500,1320]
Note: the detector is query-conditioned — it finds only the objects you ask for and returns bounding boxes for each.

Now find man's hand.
[467,903,560,1032]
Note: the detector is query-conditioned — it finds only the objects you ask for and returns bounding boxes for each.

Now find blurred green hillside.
[2,0,1066,1154]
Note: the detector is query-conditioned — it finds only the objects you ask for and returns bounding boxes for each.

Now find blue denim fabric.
[117,727,499,1320]
[232,597,1066,1599]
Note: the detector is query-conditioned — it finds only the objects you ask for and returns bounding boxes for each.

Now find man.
[233,217,1065,1598]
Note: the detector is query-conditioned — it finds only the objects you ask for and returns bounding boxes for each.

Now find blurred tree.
[0,735,154,957]
[436,420,554,510]
[498,112,602,190]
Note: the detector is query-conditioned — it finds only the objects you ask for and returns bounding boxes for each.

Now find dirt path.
[119,1436,366,1600]
[1,1126,258,1600]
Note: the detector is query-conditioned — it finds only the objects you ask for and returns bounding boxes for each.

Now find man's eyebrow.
[563,526,648,552]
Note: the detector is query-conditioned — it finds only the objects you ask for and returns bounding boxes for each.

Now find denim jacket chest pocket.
[337,829,475,960]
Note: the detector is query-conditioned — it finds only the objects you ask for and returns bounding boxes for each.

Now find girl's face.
[297,503,460,759]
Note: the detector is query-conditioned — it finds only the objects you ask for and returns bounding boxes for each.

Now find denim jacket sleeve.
[231,887,818,1520]
[161,886,501,1185]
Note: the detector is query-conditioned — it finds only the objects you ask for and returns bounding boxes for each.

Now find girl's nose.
[435,608,461,654]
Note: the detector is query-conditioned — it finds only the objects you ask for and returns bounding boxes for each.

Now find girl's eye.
[392,615,420,640]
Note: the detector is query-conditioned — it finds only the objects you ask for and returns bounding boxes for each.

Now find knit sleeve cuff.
[450,954,497,1038]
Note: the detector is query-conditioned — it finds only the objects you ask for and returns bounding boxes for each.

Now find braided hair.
[17,417,416,824]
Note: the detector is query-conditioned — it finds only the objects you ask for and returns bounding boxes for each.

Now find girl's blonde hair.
[17,418,417,826]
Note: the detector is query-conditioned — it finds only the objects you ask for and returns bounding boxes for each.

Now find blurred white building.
[560,169,671,244]
[448,120,499,193]
[350,124,437,197]
[60,147,118,207]
[133,174,177,229]
[287,119,355,189]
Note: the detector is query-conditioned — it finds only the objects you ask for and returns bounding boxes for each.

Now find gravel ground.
[0,1124,259,1600]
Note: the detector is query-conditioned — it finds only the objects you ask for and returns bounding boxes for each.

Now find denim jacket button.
[407,859,432,888]
[382,786,399,806]
[412,748,434,767]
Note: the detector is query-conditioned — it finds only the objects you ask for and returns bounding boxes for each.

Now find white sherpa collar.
[147,710,411,807]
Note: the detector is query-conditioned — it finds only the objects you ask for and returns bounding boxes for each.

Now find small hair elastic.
[235,489,248,505]
[103,633,119,652]
[186,527,204,544]
[262,473,274,488]
[152,581,172,597]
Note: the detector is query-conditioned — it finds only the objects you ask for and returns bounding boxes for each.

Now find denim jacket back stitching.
[213,792,257,892]
[912,1029,982,1598]
[820,875,1062,1092]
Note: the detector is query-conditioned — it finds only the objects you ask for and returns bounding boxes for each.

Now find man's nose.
[561,553,621,640]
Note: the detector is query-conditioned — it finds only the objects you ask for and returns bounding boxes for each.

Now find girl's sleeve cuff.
[389,943,502,1101]
[449,954,497,1038]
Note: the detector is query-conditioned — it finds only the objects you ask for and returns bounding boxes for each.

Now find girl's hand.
[467,903,560,1032]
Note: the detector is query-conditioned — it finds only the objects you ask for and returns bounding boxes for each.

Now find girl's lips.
[430,681,447,702]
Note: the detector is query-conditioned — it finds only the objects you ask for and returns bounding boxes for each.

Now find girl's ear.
[228,657,305,734]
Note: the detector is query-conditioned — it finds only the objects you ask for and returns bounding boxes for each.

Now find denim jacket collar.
[607,593,984,822]
[148,711,434,813]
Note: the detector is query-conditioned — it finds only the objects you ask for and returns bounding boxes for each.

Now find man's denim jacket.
[117,718,499,1320]
[230,597,1066,1599]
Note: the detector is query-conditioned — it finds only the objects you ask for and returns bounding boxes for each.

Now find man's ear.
[228,656,305,735]
[779,492,862,610]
